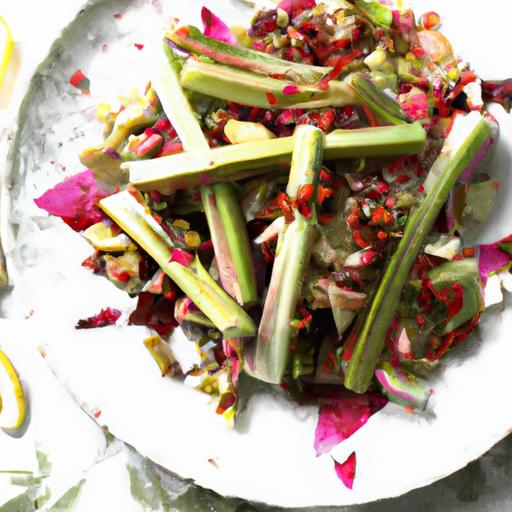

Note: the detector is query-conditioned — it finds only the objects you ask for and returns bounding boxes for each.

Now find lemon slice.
[0,16,13,89]
[0,347,26,429]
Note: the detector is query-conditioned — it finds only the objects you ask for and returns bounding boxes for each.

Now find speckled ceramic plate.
[3,0,512,508]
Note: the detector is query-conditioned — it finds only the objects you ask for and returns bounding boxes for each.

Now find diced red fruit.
[216,392,237,415]
[266,92,278,106]
[411,46,425,59]
[69,69,90,94]
[426,313,480,361]
[352,230,370,249]
[371,206,392,226]
[75,307,121,329]
[82,251,102,273]
[277,0,316,17]
[252,39,266,52]
[316,185,333,205]
[317,49,362,89]
[463,247,475,258]
[296,183,315,203]
[250,10,278,37]
[420,11,440,30]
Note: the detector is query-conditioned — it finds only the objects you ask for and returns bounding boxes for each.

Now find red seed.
[411,46,425,59]
[463,247,475,258]
[420,11,440,30]
[395,175,411,184]
[266,92,278,105]
[347,214,359,228]
[385,196,396,209]
[352,230,369,249]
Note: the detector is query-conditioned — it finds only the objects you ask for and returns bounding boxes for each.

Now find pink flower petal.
[333,452,356,490]
[169,248,193,267]
[478,244,510,285]
[277,0,316,17]
[314,391,387,456]
[34,169,110,232]
[201,7,236,45]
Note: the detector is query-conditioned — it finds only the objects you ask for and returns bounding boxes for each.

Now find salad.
[34,0,512,490]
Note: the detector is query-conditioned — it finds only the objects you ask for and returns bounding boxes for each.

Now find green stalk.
[127,123,426,193]
[99,190,256,338]
[166,27,330,84]
[348,72,410,125]
[344,112,494,393]
[201,184,258,305]
[157,43,257,306]
[354,0,393,27]
[254,125,324,384]
[180,58,355,109]
[155,44,210,153]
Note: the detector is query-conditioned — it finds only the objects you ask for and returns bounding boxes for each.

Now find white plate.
[3,0,512,507]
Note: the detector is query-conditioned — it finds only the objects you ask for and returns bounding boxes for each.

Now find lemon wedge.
[0,347,26,429]
[0,16,13,89]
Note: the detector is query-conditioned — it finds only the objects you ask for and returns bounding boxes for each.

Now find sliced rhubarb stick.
[166,27,330,84]
[344,112,495,393]
[156,44,257,305]
[253,125,324,384]
[127,123,426,193]
[99,190,256,338]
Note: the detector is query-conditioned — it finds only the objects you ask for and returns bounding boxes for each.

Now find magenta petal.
[314,391,387,456]
[478,244,511,285]
[34,169,110,232]
[201,7,236,45]
[333,452,356,490]
[169,248,194,267]
[277,0,316,17]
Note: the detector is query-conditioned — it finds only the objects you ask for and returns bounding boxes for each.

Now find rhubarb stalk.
[99,190,256,337]
[348,72,410,125]
[254,125,324,384]
[166,27,330,84]
[127,123,426,193]
[344,112,495,393]
[156,43,257,305]
[179,58,354,110]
